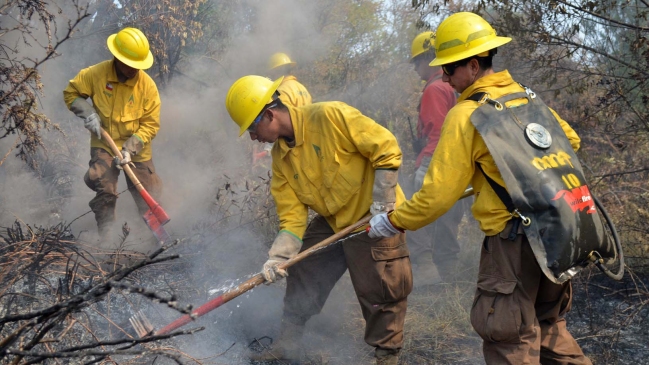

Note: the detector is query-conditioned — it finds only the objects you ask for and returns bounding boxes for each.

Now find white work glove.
[413,156,432,191]
[370,169,398,216]
[114,149,132,170]
[70,98,102,139]
[262,231,303,284]
[368,213,401,239]
[84,113,102,139]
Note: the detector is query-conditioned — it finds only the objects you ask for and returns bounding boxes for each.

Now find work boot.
[249,320,304,363]
[412,252,442,288]
[375,348,399,365]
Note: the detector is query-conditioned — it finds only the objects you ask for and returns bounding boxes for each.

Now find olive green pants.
[471,220,592,365]
[84,147,163,236]
[283,215,413,352]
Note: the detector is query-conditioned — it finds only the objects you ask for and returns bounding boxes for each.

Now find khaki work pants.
[471,220,592,365]
[84,147,163,236]
[283,215,413,352]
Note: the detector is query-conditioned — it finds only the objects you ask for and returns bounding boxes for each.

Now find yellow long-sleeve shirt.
[63,60,161,162]
[271,102,405,238]
[390,70,581,236]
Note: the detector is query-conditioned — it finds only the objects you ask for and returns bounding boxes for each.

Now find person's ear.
[471,58,480,73]
[264,108,274,123]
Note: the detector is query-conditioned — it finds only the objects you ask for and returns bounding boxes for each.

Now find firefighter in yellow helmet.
[252,53,314,168]
[406,31,468,287]
[226,75,412,365]
[63,27,163,240]
[267,52,313,107]
[369,13,593,364]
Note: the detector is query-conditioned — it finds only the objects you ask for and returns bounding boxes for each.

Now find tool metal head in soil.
[99,128,171,243]
[129,215,372,338]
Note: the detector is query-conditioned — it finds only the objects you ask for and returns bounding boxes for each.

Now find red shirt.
[416,70,456,167]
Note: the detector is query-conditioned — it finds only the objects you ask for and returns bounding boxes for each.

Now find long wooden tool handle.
[155,189,474,334]
[155,215,372,335]
[460,187,473,199]
[99,128,143,192]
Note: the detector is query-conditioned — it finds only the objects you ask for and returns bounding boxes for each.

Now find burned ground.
[1,211,643,365]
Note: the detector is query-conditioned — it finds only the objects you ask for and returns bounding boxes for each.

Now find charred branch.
[0,222,193,363]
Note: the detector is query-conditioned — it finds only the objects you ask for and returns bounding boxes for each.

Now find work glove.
[122,134,144,156]
[370,169,398,216]
[70,98,102,139]
[113,149,132,170]
[262,231,303,284]
[84,114,102,139]
[368,213,402,239]
[413,156,432,191]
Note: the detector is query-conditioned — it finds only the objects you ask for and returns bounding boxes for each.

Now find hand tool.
[100,128,171,243]
[130,215,371,337]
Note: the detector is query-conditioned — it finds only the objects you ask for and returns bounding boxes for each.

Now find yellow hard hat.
[410,31,436,60]
[225,75,284,136]
[107,27,154,70]
[268,53,296,70]
[430,12,511,66]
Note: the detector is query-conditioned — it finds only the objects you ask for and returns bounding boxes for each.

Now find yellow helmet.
[107,27,154,70]
[410,31,436,60]
[268,52,296,70]
[430,12,511,67]
[225,75,284,136]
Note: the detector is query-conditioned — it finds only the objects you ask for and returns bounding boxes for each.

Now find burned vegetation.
[0,221,203,364]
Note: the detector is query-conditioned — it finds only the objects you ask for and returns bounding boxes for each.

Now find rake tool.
[100,128,171,243]
[129,215,372,337]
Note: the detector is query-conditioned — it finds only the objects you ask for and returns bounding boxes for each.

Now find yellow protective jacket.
[390,70,581,236]
[277,75,312,108]
[63,60,161,162]
[271,102,405,238]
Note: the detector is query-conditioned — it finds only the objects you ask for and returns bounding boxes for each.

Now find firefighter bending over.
[253,52,314,167]
[226,75,412,365]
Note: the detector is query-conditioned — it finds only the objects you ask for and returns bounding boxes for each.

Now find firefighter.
[267,52,313,107]
[225,75,412,365]
[368,12,592,365]
[406,31,466,286]
[63,27,162,239]
[253,52,314,167]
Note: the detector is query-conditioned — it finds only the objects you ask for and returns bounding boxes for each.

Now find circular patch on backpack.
[525,123,552,149]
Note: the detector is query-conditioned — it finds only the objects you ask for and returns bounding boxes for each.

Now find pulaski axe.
[100,128,171,243]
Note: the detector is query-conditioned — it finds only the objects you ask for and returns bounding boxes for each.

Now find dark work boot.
[249,320,305,363]
[375,348,399,365]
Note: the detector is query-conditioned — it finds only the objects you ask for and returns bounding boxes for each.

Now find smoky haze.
[0,0,427,363]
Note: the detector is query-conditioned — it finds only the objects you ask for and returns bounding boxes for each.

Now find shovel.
[129,215,372,337]
[100,128,171,243]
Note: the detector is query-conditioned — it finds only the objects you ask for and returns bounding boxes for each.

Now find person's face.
[412,56,430,81]
[114,58,139,79]
[441,58,479,94]
[248,108,280,143]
